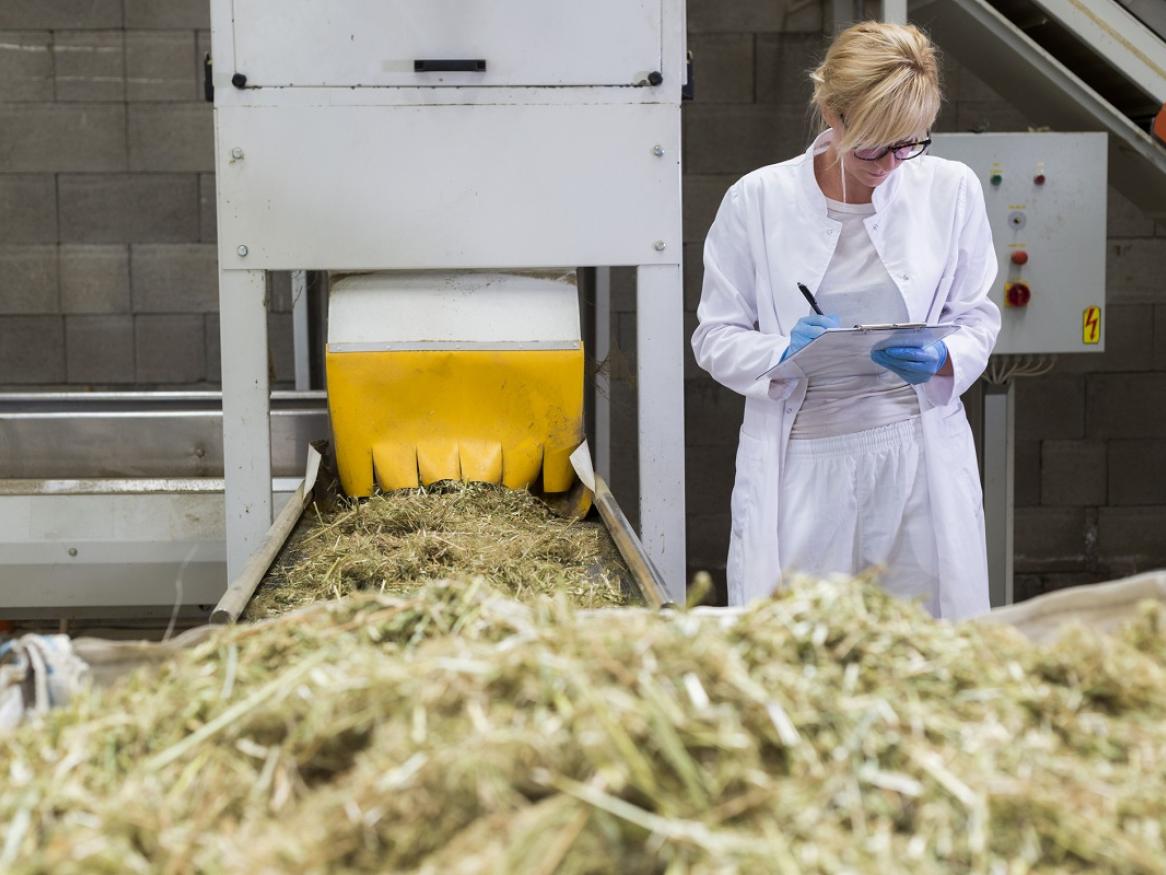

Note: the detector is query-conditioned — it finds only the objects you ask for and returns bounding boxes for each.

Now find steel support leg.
[219,268,271,583]
[595,266,612,482]
[292,269,311,391]
[983,381,1015,607]
[636,263,686,603]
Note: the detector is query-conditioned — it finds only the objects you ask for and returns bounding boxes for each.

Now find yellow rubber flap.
[327,348,584,500]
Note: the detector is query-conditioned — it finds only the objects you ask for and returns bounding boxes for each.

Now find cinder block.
[126,31,196,101]
[1107,239,1166,304]
[59,174,198,243]
[1013,506,1087,573]
[684,378,745,447]
[1055,304,1153,374]
[955,100,1031,134]
[687,34,753,104]
[684,103,811,175]
[1156,306,1166,371]
[685,511,731,568]
[687,0,821,33]
[60,245,131,313]
[0,1,122,29]
[683,310,704,380]
[1107,440,1166,505]
[0,104,126,172]
[0,31,53,100]
[685,443,735,511]
[53,31,124,101]
[130,244,218,313]
[683,175,735,245]
[1107,185,1156,238]
[0,246,58,314]
[1086,373,1166,438]
[1015,439,1040,507]
[0,315,64,384]
[1015,374,1084,440]
[65,315,134,383]
[1014,572,1107,603]
[947,64,1002,103]
[268,312,295,385]
[128,104,214,172]
[134,314,205,384]
[754,33,825,105]
[199,173,217,242]
[932,101,960,135]
[205,313,220,383]
[683,241,703,311]
[0,175,57,243]
[1040,440,1105,507]
[124,0,210,29]
[1097,506,1166,570]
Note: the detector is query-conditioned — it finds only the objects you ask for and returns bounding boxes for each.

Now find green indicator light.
[990,173,1003,186]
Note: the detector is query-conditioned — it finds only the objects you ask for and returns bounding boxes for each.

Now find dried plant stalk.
[244,482,629,619]
[2,580,1165,873]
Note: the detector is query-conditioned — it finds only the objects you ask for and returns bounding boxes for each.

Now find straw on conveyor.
[244,482,629,619]
[2,577,1165,873]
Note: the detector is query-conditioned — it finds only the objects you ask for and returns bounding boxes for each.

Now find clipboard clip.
[851,322,926,331]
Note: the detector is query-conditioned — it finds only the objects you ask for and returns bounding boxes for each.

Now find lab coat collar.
[798,129,903,215]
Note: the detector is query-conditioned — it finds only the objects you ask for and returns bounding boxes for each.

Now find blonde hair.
[810,21,941,153]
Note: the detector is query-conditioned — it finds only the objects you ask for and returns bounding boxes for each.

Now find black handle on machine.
[414,59,487,73]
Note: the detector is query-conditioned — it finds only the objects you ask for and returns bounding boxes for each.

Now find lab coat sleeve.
[691,184,793,401]
[922,167,1001,408]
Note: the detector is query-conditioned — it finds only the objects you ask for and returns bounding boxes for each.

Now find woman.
[691,21,999,619]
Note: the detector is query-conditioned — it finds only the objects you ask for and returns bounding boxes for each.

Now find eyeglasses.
[851,137,932,162]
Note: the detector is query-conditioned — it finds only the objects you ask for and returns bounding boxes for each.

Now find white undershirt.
[790,197,920,439]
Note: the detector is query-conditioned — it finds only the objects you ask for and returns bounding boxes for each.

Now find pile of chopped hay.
[245,482,628,619]
[2,578,1165,873]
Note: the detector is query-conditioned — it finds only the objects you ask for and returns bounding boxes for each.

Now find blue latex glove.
[871,342,949,384]
[780,314,841,362]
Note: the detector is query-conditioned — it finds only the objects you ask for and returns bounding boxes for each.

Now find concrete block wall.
[0,1,294,388]
[604,0,1166,599]
[1,1,1163,601]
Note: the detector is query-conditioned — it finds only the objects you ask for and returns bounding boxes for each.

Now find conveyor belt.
[211,448,669,624]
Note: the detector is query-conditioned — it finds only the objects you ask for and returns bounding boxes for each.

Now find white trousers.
[778,417,940,615]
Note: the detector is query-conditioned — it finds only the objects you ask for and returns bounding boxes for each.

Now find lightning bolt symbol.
[1085,309,1099,340]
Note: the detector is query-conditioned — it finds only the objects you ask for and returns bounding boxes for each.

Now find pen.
[797,282,824,316]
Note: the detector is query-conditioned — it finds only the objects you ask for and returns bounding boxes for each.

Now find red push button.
[1034,174,1046,185]
[1011,250,1029,265]
[1006,282,1031,307]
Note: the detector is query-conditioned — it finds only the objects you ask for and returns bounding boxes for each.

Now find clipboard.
[756,323,961,381]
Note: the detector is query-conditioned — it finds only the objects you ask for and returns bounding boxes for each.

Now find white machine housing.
[327,272,580,351]
[930,132,1107,355]
[212,1,688,599]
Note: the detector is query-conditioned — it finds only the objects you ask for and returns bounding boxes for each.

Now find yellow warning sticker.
[1082,307,1101,345]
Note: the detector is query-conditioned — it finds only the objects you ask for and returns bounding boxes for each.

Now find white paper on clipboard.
[756,323,962,381]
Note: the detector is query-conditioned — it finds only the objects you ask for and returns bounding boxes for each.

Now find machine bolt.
[67,547,78,557]
[652,144,665,157]
[237,244,249,257]
[231,147,244,160]
[653,240,666,251]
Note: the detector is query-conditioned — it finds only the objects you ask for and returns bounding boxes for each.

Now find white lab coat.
[691,131,1000,619]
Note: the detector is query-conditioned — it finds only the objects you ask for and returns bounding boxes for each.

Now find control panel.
[930,132,1106,354]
